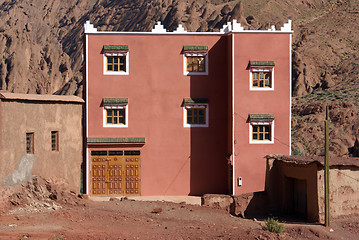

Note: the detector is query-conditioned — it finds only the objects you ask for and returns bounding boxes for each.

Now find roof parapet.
[84,20,98,33]
[174,24,187,33]
[151,21,166,33]
[84,19,292,34]
[281,20,292,32]
[221,20,244,33]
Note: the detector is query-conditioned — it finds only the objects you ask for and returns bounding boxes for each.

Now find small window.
[187,107,206,124]
[183,46,208,75]
[103,45,129,75]
[91,151,108,156]
[51,131,59,151]
[106,108,126,124]
[249,114,274,144]
[187,56,206,73]
[183,99,209,127]
[106,56,126,72]
[26,133,34,154]
[252,125,271,141]
[249,61,274,91]
[252,71,272,88]
[103,103,128,128]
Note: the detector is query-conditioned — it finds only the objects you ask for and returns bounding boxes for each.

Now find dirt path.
[1,198,359,240]
[0,177,358,239]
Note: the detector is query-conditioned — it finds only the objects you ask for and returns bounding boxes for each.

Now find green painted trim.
[249,61,275,66]
[103,98,128,104]
[183,46,208,51]
[183,98,208,104]
[104,45,129,51]
[87,137,145,143]
[249,114,275,120]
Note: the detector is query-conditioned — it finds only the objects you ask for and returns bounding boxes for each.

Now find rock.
[201,194,233,212]
[109,197,120,201]
[232,192,268,218]
[221,5,231,15]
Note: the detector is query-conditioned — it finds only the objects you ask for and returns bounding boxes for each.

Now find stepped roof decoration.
[84,20,292,34]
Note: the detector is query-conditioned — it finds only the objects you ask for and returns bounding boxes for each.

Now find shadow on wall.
[189,36,229,195]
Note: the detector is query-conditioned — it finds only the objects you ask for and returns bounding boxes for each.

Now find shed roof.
[0,91,84,103]
[266,154,359,168]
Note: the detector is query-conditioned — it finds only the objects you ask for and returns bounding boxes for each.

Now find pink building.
[83,20,292,196]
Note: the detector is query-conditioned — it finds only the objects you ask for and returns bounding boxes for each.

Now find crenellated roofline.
[84,20,292,35]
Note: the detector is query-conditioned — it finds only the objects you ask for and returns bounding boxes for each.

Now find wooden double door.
[91,150,140,196]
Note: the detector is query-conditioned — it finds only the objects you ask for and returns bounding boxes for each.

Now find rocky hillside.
[0,0,91,95]
[0,0,358,156]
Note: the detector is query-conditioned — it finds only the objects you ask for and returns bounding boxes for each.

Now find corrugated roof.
[183,98,208,104]
[104,45,129,51]
[103,98,128,104]
[0,91,84,103]
[266,154,359,168]
[249,114,275,120]
[183,46,208,51]
[249,61,275,66]
[87,137,145,143]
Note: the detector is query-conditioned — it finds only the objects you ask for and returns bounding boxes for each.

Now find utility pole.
[324,105,330,227]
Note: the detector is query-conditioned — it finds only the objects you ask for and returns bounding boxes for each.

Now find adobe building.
[83,20,292,196]
[266,155,359,223]
[0,91,84,191]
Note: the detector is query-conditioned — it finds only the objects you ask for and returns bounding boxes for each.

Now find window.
[103,45,129,75]
[103,98,128,128]
[249,114,274,144]
[183,98,209,127]
[106,56,126,72]
[252,125,271,141]
[106,108,125,124]
[26,133,34,153]
[51,131,59,151]
[252,71,272,88]
[187,107,206,124]
[187,56,206,72]
[249,61,275,90]
[183,46,208,75]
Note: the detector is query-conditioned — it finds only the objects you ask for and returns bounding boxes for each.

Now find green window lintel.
[87,137,145,144]
[183,46,208,51]
[103,98,128,104]
[104,45,129,51]
[249,61,275,66]
[249,114,275,120]
[183,98,208,104]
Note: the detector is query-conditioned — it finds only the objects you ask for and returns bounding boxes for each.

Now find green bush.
[262,218,284,234]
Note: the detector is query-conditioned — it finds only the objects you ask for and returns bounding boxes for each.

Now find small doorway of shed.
[284,177,307,219]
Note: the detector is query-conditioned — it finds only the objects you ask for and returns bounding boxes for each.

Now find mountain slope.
[0,0,91,94]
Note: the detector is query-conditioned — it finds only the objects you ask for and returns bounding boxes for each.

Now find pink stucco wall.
[232,33,291,195]
[86,34,230,196]
[85,30,291,196]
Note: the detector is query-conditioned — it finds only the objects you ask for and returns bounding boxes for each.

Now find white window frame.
[103,52,129,75]
[183,104,209,128]
[249,120,274,144]
[103,104,128,128]
[249,67,274,91]
[183,53,209,76]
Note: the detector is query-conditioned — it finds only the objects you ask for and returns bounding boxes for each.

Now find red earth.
[0,177,358,240]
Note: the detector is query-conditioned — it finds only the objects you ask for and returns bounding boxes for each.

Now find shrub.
[262,218,284,234]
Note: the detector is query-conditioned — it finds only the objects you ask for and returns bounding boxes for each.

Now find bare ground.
[0,177,358,240]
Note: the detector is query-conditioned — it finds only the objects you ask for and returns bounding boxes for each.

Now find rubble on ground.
[0,175,85,214]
